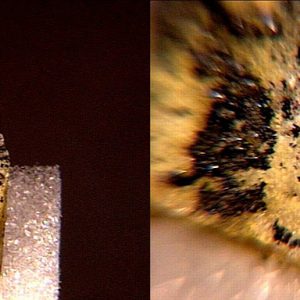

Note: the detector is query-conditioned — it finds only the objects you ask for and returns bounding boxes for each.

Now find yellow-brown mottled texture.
[151,1,300,267]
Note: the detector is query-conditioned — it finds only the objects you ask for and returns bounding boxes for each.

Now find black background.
[0,1,148,299]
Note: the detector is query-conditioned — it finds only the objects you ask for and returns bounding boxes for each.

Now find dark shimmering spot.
[289,239,300,248]
[292,124,300,138]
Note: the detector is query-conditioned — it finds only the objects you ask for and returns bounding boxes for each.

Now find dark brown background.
[0,1,148,299]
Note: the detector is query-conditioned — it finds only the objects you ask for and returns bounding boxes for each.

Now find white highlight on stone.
[0,166,61,300]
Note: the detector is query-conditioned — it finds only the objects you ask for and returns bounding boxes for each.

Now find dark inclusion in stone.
[273,219,293,244]
[168,171,199,187]
[200,181,267,217]
[297,46,300,64]
[281,97,293,120]
[273,219,300,248]
[170,51,277,217]
[292,124,300,138]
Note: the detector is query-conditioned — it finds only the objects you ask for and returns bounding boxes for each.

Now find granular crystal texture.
[0,166,61,300]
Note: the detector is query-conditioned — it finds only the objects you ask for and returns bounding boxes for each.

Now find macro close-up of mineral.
[151,1,300,299]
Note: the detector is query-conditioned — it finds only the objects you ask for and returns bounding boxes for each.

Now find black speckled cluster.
[281,97,293,120]
[273,219,300,248]
[292,124,300,138]
[200,180,266,217]
[170,51,277,217]
[191,80,276,176]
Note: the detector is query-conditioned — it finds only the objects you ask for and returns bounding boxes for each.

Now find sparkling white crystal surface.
[0,166,61,300]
